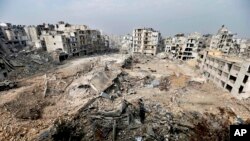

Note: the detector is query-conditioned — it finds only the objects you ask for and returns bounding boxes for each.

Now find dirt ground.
[0,53,250,141]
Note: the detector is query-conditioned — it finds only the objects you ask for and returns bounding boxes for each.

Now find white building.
[132,28,162,56]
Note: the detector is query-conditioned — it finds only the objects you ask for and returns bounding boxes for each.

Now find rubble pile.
[38,98,237,141]
[7,50,55,79]
[132,54,153,64]
[0,54,250,141]
[2,76,54,120]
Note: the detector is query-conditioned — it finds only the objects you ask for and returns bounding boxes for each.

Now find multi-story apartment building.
[0,23,28,48]
[208,25,235,54]
[39,22,109,56]
[197,50,250,99]
[164,37,173,53]
[177,32,201,60]
[217,25,235,54]
[132,28,162,56]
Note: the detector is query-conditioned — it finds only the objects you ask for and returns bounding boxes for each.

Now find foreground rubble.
[0,54,250,140]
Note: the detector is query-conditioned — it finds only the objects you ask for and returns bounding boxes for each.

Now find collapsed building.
[163,25,250,61]
[216,25,235,54]
[197,50,250,99]
[0,21,110,59]
[238,39,250,57]
[41,21,109,57]
[164,33,207,60]
[0,23,28,52]
[132,28,163,56]
[177,32,202,60]
[164,33,187,59]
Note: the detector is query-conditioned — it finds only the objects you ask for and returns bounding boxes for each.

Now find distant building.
[0,23,28,49]
[239,39,250,57]
[132,28,163,56]
[217,25,235,54]
[24,26,43,48]
[108,34,122,49]
[121,34,133,53]
[178,32,201,60]
[164,37,173,53]
[208,25,235,54]
[41,21,109,56]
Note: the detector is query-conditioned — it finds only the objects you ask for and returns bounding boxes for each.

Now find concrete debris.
[0,53,250,141]
[89,69,121,93]
[159,77,171,91]
[100,92,113,100]
[156,52,168,59]
[135,136,142,141]
[0,80,17,91]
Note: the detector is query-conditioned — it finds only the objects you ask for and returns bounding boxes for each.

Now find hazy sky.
[0,0,249,37]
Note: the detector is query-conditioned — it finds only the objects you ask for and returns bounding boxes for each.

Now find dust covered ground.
[0,53,250,141]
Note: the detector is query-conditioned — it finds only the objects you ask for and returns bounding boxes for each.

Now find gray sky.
[0,0,249,37]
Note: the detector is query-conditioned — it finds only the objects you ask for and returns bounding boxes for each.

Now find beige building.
[197,50,250,99]
[132,28,162,56]
[41,22,109,56]
[43,34,70,53]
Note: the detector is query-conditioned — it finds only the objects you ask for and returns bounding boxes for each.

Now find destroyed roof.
[202,49,250,65]
[208,53,249,64]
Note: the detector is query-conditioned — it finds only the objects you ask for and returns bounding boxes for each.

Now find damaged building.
[0,23,28,51]
[132,28,163,56]
[42,22,109,57]
[121,34,133,53]
[209,25,237,54]
[197,50,250,98]
[43,33,71,54]
[163,33,187,59]
[24,26,43,49]
[178,32,202,60]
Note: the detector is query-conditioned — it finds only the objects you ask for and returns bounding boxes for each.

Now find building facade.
[0,23,28,49]
[197,50,250,99]
[43,34,70,53]
[132,28,163,56]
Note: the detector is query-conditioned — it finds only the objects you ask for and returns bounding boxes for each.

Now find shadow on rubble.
[38,98,236,141]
